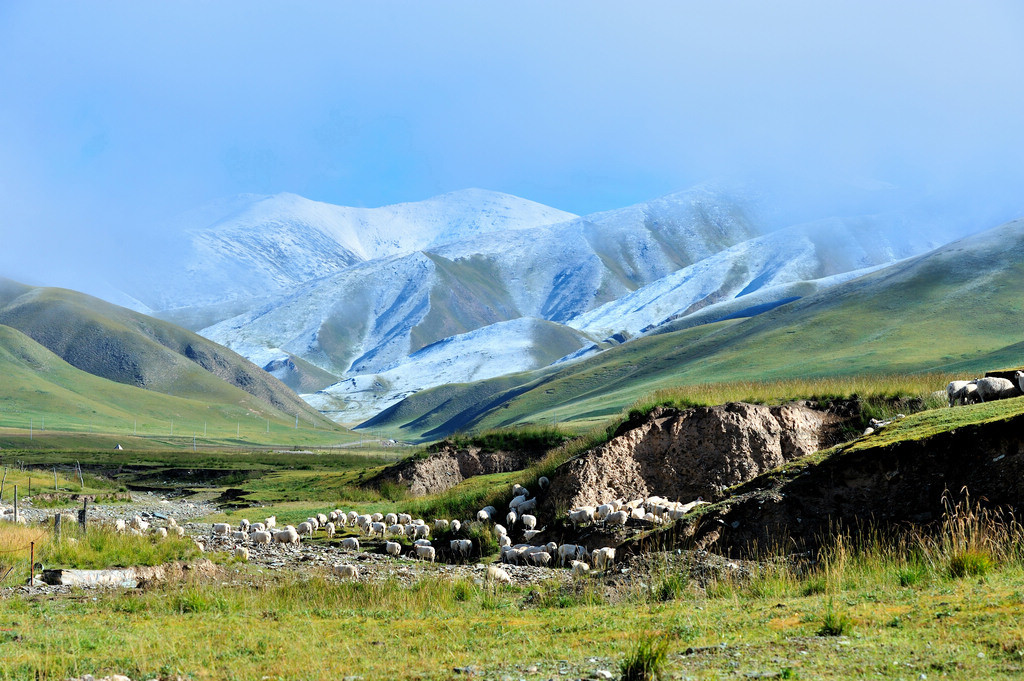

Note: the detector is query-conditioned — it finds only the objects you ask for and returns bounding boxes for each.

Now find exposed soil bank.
[550,402,847,510]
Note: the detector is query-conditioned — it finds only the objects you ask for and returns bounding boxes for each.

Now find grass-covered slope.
[366,218,1024,439]
[0,323,341,441]
[0,278,332,425]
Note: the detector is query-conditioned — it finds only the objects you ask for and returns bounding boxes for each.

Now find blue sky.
[1,1,1023,283]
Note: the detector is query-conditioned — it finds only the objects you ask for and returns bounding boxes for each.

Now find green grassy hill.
[0,279,332,425]
[365,218,1024,440]
[0,322,349,446]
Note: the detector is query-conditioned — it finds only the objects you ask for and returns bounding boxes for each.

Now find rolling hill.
[0,278,339,433]
[363,217,1024,440]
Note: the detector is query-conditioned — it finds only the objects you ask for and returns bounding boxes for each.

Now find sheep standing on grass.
[521,514,537,531]
[385,541,402,557]
[415,545,436,562]
[341,537,360,551]
[252,531,272,545]
[234,547,250,561]
[211,522,230,537]
[296,522,314,538]
[264,516,277,529]
[152,527,168,539]
[975,377,1018,402]
[325,522,336,539]
[450,539,472,560]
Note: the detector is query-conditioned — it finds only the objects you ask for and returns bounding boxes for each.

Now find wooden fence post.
[0,466,7,501]
[54,513,62,541]
[13,485,18,524]
[77,498,88,534]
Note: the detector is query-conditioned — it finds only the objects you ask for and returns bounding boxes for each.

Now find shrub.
[947,549,993,579]
[817,599,852,637]
[619,634,670,681]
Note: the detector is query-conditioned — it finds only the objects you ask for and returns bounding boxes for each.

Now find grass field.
[2,501,1024,680]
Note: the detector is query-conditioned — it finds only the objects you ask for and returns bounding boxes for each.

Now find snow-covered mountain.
[101,183,980,425]
[179,186,759,421]
[569,211,967,338]
[122,189,579,315]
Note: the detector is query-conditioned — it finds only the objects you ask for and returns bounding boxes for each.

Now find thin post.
[54,513,61,541]
[77,461,84,489]
[13,485,17,524]
[78,498,88,534]
[0,466,6,500]
[53,466,57,491]
[28,542,33,586]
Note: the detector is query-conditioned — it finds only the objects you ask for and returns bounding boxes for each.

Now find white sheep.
[388,523,406,537]
[506,511,517,527]
[521,514,537,530]
[450,539,472,560]
[232,530,248,542]
[234,546,250,561]
[316,513,328,527]
[252,531,272,545]
[297,522,314,537]
[173,525,185,537]
[385,512,398,525]
[976,377,1017,402]
[370,512,384,523]
[434,518,450,533]
[341,537,360,551]
[274,528,300,545]
[486,565,512,584]
[530,551,552,567]
[325,522,336,538]
[499,535,512,548]
[537,476,550,490]
[152,527,168,539]
[414,524,431,540]
[238,518,250,533]
[369,521,387,538]
[593,547,616,571]
[523,529,542,541]
[333,563,359,579]
[606,510,629,527]
[306,517,320,531]
[493,523,507,538]
[595,503,614,522]
[509,494,528,510]
[415,545,436,562]
[346,511,360,525]
[517,498,537,514]
[212,522,230,536]
[397,513,412,525]
[114,519,127,533]
[568,507,595,527]
[250,522,266,533]
[477,509,492,522]
[451,519,462,533]
[264,515,277,529]
[385,541,402,557]
[557,544,587,566]
[571,560,590,575]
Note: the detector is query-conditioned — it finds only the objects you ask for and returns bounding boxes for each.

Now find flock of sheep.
[946,371,1024,407]
[193,474,657,582]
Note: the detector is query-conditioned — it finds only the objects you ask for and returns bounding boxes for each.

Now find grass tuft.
[619,634,670,681]
[817,599,853,636]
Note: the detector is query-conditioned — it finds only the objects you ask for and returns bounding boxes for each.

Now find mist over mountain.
[5,182,1003,424]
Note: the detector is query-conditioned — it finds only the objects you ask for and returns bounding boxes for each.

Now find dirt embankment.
[550,402,847,511]
[673,411,1024,557]
[375,445,533,496]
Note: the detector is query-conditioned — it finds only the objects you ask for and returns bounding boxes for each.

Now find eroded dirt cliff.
[549,402,845,510]
[376,445,532,496]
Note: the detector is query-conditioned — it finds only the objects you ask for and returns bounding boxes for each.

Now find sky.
[1,1,1023,286]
